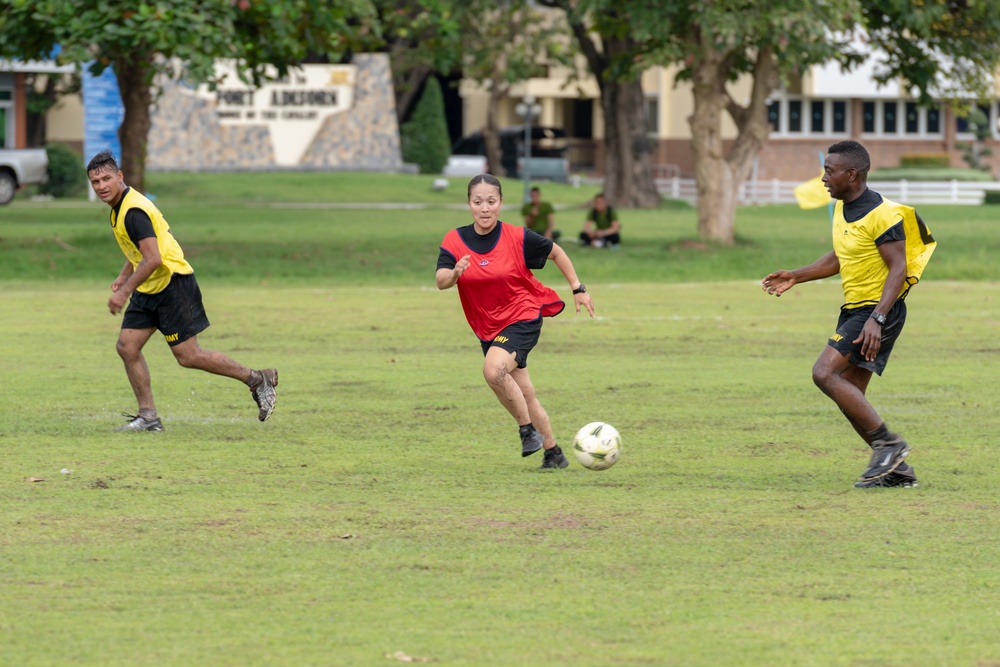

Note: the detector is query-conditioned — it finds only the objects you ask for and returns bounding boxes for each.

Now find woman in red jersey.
[436,174,595,469]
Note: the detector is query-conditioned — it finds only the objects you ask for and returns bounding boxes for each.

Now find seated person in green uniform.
[579,193,621,248]
[521,187,559,241]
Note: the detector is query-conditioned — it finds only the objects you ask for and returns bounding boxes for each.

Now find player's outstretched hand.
[761,270,796,297]
[575,291,595,318]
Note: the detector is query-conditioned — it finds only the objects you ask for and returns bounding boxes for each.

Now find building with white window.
[0,59,77,150]
[457,44,1000,180]
[8,42,998,180]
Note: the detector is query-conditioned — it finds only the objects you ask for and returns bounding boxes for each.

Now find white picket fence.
[655,178,1000,206]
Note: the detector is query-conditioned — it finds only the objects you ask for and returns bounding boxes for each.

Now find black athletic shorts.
[480,316,543,369]
[827,299,906,376]
[122,272,210,347]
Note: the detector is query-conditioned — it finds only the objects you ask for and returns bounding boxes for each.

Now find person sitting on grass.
[521,186,560,241]
[579,193,621,248]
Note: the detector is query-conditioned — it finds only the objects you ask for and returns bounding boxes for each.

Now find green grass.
[3,282,1000,666]
[2,173,1000,665]
[10,170,606,206]
[2,172,998,285]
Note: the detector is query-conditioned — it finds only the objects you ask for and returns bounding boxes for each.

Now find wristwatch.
[870,311,887,326]
[572,283,587,295]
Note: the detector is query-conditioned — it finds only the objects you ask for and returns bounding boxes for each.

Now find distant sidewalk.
[260,202,591,210]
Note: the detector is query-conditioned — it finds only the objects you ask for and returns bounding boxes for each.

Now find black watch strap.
[870,311,887,326]
[572,283,587,295]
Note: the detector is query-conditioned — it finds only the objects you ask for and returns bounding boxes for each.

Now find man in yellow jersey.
[86,150,278,431]
[761,140,933,489]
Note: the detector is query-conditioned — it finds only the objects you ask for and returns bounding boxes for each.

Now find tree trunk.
[599,74,660,208]
[482,54,508,178]
[558,11,660,209]
[689,44,777,244]
[689,53,736,244]
[114,58,152,194]
[393,56,431,123]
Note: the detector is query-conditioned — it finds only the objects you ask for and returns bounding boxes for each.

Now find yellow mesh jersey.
[110,188,193,294]
[832,196,936,309]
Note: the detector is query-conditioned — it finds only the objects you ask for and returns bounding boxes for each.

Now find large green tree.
[539,0,662,209]
[457,0,572,179]
[543,0,1000,243]
[0,0,377,192]
[374,0,463,124]
[376,0,572,179]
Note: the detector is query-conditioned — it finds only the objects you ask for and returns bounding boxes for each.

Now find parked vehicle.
[449,126,569,179]
[442,154,489,178]
[0,148,49,205]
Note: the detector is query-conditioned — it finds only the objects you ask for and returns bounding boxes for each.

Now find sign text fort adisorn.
[191,62,355,165]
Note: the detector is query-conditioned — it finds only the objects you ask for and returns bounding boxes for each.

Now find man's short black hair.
[86,149,119,174]
[827,140,870,175]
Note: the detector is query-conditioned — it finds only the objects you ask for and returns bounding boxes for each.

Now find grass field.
[2,173,1000,665]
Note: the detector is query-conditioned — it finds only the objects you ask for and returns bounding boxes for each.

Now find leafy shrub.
[983,191,1000,205]
[40,143,87,198]
[899,153,951,169]
[400,77,451,175]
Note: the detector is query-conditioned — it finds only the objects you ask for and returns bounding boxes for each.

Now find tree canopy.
[0,0,379,191]
[6,0,1000,239]
[373,0,464,123]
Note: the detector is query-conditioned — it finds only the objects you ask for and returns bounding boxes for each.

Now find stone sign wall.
[147,53,403,171]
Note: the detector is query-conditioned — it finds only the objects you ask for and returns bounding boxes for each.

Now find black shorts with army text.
[122,272,210,346]
[479,316,543,369]
[826,298,906,376]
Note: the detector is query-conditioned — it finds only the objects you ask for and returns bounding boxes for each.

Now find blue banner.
[82,64,124,166]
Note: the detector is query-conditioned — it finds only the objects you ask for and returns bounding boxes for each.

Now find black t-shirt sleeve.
[124,208,157,248]
[523,229,553,269]
[875,220,906,246]
[437,246,457,271]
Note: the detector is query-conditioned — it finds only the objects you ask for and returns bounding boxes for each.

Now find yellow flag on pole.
[793,175,832,209]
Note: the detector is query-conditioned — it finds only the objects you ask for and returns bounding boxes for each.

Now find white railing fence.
[655,178,1000,206]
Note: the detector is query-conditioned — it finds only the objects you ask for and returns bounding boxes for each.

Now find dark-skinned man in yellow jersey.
[87,150,278,432]
[762,140,935,488]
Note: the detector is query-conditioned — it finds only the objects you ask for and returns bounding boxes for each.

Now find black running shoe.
[540,446,569,469]
[855,462,918,488]
[114,413,165,432]
[859,436,910,480]
[520,425,544,457]
[251,368,279,422]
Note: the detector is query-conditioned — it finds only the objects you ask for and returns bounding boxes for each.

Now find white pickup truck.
[0,148,49,205]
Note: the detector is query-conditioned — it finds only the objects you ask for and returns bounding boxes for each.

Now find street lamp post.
[515,95,541,204]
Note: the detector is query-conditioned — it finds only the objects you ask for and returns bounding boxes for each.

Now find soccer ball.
[572,422,622,470]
